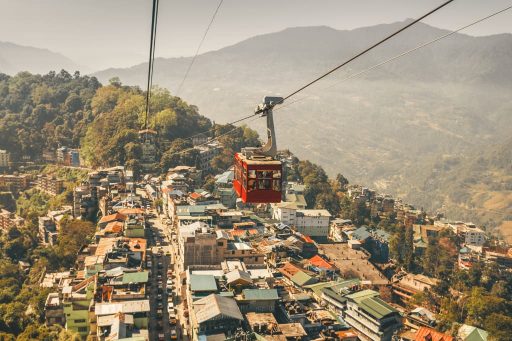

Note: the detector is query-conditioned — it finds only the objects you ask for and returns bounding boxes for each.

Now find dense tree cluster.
[82,85,212,170]
[0,71,100,161]
[286,157,348,216]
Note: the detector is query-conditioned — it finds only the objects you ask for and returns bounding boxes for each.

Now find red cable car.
[233,97,283,203]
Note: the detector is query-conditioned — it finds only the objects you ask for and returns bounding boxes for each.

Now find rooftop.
[193,294,243,324]
[190,274,218,292]
[242,289,279,301]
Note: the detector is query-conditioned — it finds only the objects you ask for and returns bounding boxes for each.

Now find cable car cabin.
[233,152,282,203]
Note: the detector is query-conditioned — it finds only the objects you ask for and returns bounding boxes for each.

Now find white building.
[296,209,331,237]
[449,222,486,246]
[273,205,331,237]
[344,290,401,341]
[0,150,10,167]
[272,202,300,226]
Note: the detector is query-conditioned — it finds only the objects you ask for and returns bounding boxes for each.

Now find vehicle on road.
[170,328,177,340]
[169,312,177,325]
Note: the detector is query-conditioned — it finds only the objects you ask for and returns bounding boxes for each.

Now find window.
[75,319,86,323]
[77,327,88,332]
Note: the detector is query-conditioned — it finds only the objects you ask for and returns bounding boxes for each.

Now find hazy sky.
[1,0,511,71]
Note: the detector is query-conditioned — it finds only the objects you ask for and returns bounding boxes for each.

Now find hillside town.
[0,142,510,341]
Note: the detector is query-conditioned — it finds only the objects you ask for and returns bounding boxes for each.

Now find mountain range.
[0,41,83,75]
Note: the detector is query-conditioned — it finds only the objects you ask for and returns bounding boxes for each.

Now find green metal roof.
[242,289,279,301]
[460,325,488,341]
[122,271,149,284]
[305,281,336,298]
[346,289,379,302]
[291,271,317,287]
[322,287,347,304]
[190,274,218,292]
[358,296,398,319]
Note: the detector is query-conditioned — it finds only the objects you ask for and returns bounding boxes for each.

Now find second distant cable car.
[233,97,283,203]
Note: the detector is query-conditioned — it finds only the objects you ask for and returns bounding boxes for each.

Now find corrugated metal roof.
[415,327,454,341]
[291,271,317,287]
[242,289,279,301]
[193,294,243,324]
[122,271,149,284]
[190,274,218,292]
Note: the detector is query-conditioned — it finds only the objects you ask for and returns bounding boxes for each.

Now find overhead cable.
[144,0,160,132]
[277,4,512,111]
[175,0,224,96]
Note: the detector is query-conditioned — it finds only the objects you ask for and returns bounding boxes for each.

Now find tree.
[335,173,349,191]
[484,313,512,341]
[466,287,507,328]
[390,227,405,264]
[403,225,414,270]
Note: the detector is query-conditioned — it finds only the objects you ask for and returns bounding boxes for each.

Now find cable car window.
[248,178,256,192]
[273,179,281,191]
[256,170,273,179]
[248,170,257,179]
[273,171,281,179]
[258,178,272,190]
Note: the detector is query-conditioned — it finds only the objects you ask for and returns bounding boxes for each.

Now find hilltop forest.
[0,71,259,177]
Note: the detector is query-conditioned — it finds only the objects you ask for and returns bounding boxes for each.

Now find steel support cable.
[167,115,262,157]
[176,0,224,96]
[276,4,512,111]
[144,0,160,132]
[168,1,456,153]
[278,0,455,104]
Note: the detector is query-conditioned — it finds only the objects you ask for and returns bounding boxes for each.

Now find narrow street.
[139,187,182,341]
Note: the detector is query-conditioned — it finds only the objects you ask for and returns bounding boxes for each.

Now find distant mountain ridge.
[0,41,83,75]
[93,21,512,228]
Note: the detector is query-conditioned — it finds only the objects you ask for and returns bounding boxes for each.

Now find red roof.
[98,212,127,225]
[301,235,314,243]
[104,221,124,233]
[189,192,202,200]
[279,262,303,279]
[308,255,335,270]
[117,208,145,215]
[415,327,454,341]
[230,229,259,237]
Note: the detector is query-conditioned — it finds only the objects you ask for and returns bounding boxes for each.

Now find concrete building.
[45,293,64,326]
[0,149,10,167]
[37,175,64,196]
[178,222,225,269]
[295,209,331,237]
[39,216,58,246]
[194,142,220,172]
[344,290,401,341]
[0,174,30,192]
[0,209,24,232]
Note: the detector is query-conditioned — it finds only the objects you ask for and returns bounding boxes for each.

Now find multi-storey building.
[295,209,331,237]
[37,175,64,196]
[344,290,402,341]
[0,209,24,232]
[0,149,10,168]
[0,174,30,192]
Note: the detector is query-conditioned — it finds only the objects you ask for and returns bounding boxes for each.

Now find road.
[140,186,182,341]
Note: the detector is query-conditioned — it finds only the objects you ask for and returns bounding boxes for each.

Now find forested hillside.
[0,72,259,175]
[0,70,100,161]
